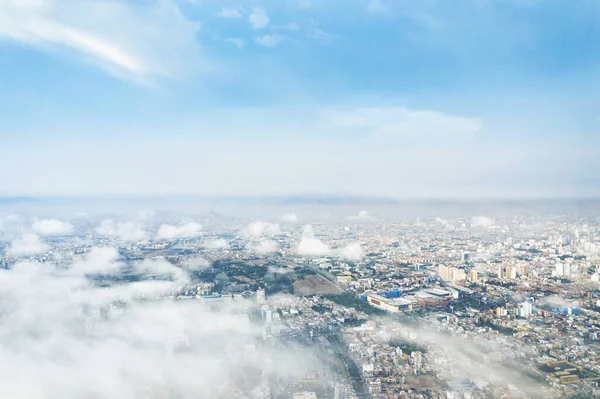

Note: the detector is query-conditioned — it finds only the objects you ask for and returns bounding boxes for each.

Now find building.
[438,265,449,281]
[334,384,347,399]
[468,270,478,282]
[256,288,266,305]
[495,307,508,317]
[497,265,504,279]
[519,301,534,318]
[411,351,423,368]
[438,265,466,283]
[366,294,413,312]
[293,392,317,399]
[507,266,518,279]
[554,262,571,277]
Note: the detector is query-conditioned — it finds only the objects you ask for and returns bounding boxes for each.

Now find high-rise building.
[334,384,347,399]
[293,392,318,399]
[411,351,423,368]
[438,265,449,281]
[519,302,533,318]
[256,288,266,305]
[261,306,272,325]
[439,265,466,283]
[497,265,504,279]
[506,266,517,280]
[495,307,508,317]
[450,268,466,283]
[468,270,478,282]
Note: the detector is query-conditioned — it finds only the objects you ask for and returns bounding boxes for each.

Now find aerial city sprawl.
[1,201,599,399]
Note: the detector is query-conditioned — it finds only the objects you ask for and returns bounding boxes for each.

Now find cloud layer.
[8,233,49,256]
[155,222,202,240]
[246,221,281,238]
[0,248,317,398]
[32,218,74,236]
[95,220,148,242]
[296,225,330,256]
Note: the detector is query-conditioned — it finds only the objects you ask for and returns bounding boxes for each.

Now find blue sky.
[0,0,599,198]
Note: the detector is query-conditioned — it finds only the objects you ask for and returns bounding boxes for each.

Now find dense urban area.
[2,201,600,399]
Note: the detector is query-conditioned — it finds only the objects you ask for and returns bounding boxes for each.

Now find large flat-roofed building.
[367,294,413,312]
[426,288,453,299]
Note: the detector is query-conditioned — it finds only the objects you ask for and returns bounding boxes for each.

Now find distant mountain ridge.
[0,197,39,204]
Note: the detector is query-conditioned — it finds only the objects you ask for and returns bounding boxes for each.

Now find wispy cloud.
[203,238,230,250]
[225,37,244,48]
[367,0,390,15]
[254,34,283,47]
[326,107,482,137]
[0,0,203,83]
[247,239,279,254]
[217,7,242,19]
[273,22,300,31]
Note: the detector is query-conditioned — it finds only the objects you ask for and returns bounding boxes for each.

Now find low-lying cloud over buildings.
[155,222,202,240]
[32,218,74,236]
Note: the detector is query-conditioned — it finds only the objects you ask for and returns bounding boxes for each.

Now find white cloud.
[281,213,299,223]
[72,247,122,275]
[349,210,372,220]
[218,7,242,18]
[538,295,578,308]
[471,216,495,227]
[308,28,335,44]
[338,242,364,260]
[32,218,74,236]
[254,34,283,47]
[273,22,300,31]
[0,214,26,241]
[8,233,49,256]
[225,37,244,48]
[0,258,319,397]
[155,222,202,240]
[203,238,229,250]
[248,239,278,254]
[136,209,156,220]
[296,225,330,256]
[136,258,189,284]
[179,256,210,271]
[246,221,281,238]
[0,0,203,82]
[327,107,482,137]
[249,8,269,29]
[95,219,148,241]
[367,0,390,14]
